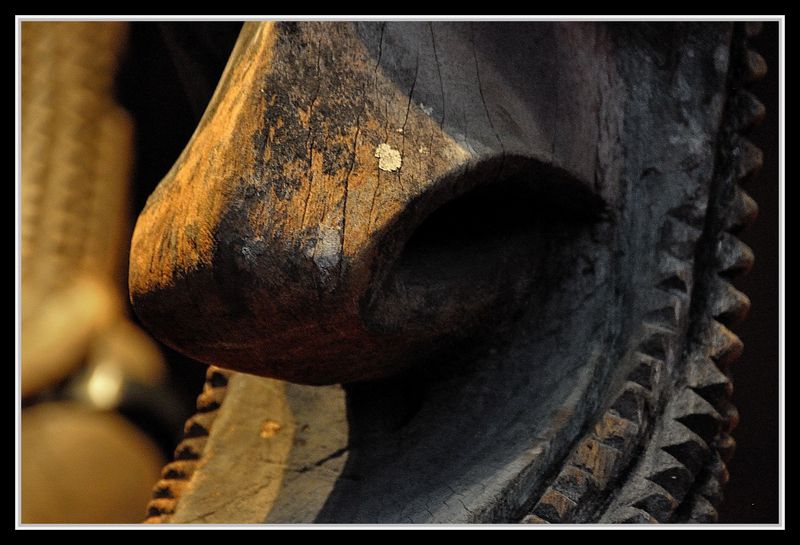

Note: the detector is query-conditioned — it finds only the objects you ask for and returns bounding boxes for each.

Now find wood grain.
[134,22,765,523]
[129,22,612,384]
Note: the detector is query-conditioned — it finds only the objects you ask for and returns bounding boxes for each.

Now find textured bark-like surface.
[130,22,610,385]
[526,23,764,524]
[134,22,766,523]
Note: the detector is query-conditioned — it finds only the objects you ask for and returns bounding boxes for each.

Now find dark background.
[117,21,780,523]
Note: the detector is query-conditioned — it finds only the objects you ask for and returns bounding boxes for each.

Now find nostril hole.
[393,173,603,288]
[366,166,605,337]
[395,177,549,286]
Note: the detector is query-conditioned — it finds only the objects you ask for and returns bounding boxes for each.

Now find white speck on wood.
[374,143,402,172]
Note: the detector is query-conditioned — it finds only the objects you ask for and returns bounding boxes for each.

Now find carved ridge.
[144,366,232,523]
[527,22,765,524]
[608,25,765,524]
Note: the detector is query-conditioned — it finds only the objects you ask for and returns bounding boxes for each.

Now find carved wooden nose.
[129,22,606,384]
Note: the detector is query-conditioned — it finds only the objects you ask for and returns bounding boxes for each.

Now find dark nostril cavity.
[366,164,605,338]
[393,172,603,287]
[397,177,548,285]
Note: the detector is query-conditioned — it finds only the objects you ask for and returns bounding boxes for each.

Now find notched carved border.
[144,366,232,523]
[523,22,765,524]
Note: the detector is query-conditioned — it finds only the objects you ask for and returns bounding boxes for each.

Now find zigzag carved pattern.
[601,23,765,524]
[144,366,232,523]
[524,22,765,524]
[522,257,689,522]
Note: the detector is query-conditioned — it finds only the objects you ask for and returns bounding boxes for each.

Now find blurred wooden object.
[20,22,166,523]
[22,402,164,523]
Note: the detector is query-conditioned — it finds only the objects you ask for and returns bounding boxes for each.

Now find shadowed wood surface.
[136,22,766,523]
[130,22,613,385]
